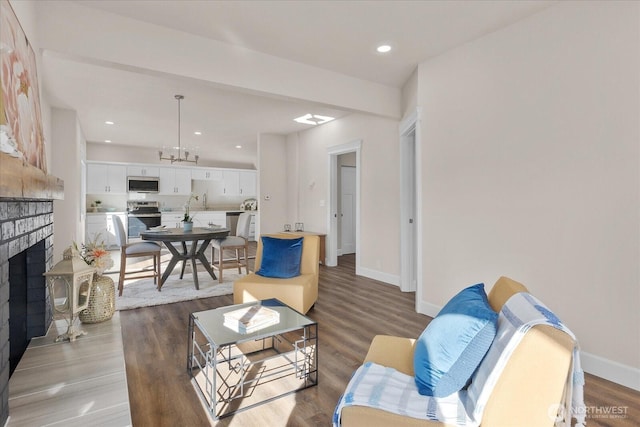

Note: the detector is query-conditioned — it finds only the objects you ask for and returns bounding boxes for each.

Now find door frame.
[399,109,423,306]
[327,139,361,267]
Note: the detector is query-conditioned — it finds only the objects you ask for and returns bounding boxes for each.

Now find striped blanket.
[333,292,585,427]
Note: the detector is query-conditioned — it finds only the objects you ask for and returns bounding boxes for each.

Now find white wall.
[257,133,288,234]
[52,108,86,260]
[401,68,418,118]
[285,113,401,278]
[416,1,639,387]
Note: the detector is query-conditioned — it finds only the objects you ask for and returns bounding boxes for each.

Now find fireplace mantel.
[0,153,64,200]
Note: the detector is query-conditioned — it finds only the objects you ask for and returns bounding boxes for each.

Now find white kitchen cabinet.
[86,163,127,194]
[161,212,184,228]
[222,170,240,196]
[239,170,257,197]
[127,165,159,177]
[249,213,256,241]
[220,170,256,197]
[192,211,226,228]
[159,167,192,195]
[85,212,126,248]
[191,168,223,181]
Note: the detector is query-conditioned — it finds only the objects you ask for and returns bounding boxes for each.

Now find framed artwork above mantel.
[0,0,62,199]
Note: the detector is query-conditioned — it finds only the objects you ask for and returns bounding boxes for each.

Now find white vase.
[79,274,115,324]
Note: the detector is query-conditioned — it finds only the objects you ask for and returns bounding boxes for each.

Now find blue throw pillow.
[256,236,304,279]
[413,283,498,397]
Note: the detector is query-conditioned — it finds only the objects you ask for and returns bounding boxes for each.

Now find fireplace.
[0,199,55,424]
[9,239,48,375]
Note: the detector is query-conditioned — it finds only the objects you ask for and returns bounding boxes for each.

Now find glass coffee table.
[187,299,318,419]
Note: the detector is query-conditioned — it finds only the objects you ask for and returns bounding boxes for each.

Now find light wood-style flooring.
[120,254,640,426]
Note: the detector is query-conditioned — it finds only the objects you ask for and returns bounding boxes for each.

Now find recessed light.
[313,114,334,124]
[236,145,242,149]
[294,114,335,125]
[105,121,114,125]
[104,139,112,143]
[194,131,202,135]
[376,44,392,53]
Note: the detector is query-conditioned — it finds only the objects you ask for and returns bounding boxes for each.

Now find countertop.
[86,209,258,214]
[159,208,257,213]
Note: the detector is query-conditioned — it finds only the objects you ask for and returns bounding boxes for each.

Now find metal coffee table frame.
[187,299,318,419]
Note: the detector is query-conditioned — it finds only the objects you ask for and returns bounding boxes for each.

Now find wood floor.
[120,255,640,426]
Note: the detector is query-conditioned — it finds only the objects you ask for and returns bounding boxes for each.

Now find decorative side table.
[80,274,115,323]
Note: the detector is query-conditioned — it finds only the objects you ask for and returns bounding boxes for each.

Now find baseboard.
[581,351,640,391]
[416,300,441,318]
[356,266,399,287]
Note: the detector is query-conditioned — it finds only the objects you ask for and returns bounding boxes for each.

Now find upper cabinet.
[221,170,256,197]
[84,161,255,198]
[239,170,257,197]
[127,165,159,177]
[86,163,127,194]
[191,168,222,181]
[222,171,240,196]
[159,167,192,195]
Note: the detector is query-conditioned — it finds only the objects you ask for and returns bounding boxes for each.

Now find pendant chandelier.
[158,94,199,164]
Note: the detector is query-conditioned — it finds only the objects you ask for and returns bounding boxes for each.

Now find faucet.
[202,192,207,209]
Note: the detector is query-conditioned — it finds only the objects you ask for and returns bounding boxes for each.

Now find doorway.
[327,140,361,268]
[339,163,356,255]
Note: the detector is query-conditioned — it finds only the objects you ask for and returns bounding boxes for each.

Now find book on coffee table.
[223,305,280,334]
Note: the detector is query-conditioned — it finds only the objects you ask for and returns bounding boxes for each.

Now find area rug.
[115,270,241,311]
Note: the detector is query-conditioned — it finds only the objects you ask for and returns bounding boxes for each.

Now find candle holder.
[43,246,95,342]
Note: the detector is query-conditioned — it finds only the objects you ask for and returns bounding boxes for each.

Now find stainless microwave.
[127,176,159,193]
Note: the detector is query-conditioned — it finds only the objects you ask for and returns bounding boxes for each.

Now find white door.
[340,166,356,254]
[400,116,418,293]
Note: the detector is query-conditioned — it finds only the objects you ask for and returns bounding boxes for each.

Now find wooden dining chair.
[210,212,252,283]
[112,215,163,296]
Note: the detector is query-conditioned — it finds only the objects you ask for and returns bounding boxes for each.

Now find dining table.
[140,226,230,290]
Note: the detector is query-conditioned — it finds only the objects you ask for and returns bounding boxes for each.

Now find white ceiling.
[41,0,555,165]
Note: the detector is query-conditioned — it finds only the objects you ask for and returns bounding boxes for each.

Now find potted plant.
[183,194,199,231]
[94,200,102,212]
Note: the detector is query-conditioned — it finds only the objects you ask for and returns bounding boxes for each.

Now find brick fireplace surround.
[0,199,54,424]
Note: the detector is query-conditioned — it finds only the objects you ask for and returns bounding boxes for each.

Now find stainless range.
[127,201,161,238]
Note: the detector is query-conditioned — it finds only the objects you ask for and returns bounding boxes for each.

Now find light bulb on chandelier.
[158,94,199,164]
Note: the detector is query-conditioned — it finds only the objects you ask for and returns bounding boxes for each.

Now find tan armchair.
[233,233,320,314]
[340,277,575,427]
